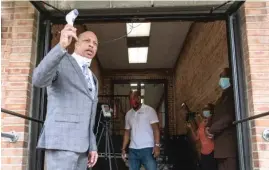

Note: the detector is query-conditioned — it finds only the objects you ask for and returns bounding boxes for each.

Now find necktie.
[82,64,95,98]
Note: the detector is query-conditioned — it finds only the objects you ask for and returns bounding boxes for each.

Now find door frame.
[29,1,251,170]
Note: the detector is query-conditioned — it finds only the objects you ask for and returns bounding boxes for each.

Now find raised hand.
[59,24,78,49]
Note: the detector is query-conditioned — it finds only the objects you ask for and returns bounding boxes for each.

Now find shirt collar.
[132,103,144,113]
[72,52,92,67]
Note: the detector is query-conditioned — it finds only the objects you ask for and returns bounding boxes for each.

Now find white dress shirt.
[72,53,95,98]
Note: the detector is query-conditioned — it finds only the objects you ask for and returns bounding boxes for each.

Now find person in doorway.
[121,90,161,170]
[187,103,217,170]
[205,68,238,170]
[32,24,99,170]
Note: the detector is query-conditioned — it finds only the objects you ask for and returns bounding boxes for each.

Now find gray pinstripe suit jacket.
[33,44,98,153]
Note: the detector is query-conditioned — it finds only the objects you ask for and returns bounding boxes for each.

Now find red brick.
[1,165,27,170]
[246,22,269,29]
[2,116,28,125]
[14,1,30,7]
[4,98,28,105]
[245,2,266,8]
[12,26,34,33]
[2,27,9,32]
[1,2,14,8]
[12,32,33,39]
[1,141,27,148]
[248,36,269,44]
[2,33,12,39]
[1,148,27,157]
[11,47,32,53]
[253,119,269,127]
[14,20,34,26]
[249,45,269,51]
[247,29,269,36]
[7,76,30,82]
[9,53,32,61]
[1,156,26,164]
[2,126,29,133]
[245,9,268,15]
[1,14,14,20]
[252,135,265,143]
[8,62,31,67]
[249,66,269,73]
[254,151,269,159]
[14,7,30,14]
[12,40,33,46]
[6,68,31,74]
[2,20,13,27]
[14,13,35,19]
[2,8,15,14]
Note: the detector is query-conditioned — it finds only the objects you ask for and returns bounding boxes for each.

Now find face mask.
[130,99,137,108]
[82,58,92,67]
[203,110,211,118]
[219,78,231,90]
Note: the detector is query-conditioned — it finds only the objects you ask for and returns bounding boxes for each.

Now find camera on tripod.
[181,102,197,123]
[101,104,113,119]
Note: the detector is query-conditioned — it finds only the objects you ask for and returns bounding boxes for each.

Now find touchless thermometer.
[65,9,79,26]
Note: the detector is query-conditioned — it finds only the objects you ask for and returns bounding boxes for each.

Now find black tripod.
[96,119,118,170]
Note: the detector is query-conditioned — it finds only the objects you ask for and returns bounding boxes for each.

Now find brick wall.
[1,1,38,169]
[241,2,269,170]
[51,24,103,92]
[174,21,229,134]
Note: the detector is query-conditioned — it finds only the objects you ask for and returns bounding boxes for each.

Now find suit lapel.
[67,54,93,100]
[91,72,99,101]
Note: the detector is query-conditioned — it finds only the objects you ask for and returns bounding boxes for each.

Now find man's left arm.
[149,109,160,157]
[209,97,235,135]
[88,81,99,167]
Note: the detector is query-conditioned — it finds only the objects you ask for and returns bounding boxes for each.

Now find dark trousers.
[200,152,217,170]
[217,157,237,170]
[128,147,157,170]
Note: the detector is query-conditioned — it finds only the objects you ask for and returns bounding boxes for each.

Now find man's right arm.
[122,129,130,151]
[122,113,130,152]
[32,44,67,87]
[33,24,78,88]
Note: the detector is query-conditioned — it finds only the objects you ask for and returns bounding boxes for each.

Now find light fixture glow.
[130,83,137,86]
[141,89,145,96]
[128,47,148,63]
[126,22,151,37]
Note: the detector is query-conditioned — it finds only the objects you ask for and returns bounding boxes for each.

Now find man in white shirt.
[121,90,161,170]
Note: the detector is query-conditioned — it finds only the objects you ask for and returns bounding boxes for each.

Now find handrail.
[1,131,19,143]
[1,108,44,123]
[233,111,269,125]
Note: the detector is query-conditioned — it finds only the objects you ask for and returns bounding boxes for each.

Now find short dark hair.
[220,67,231,77]
[129,90,141,98]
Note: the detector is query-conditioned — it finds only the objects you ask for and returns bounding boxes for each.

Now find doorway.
[29,1,249,170]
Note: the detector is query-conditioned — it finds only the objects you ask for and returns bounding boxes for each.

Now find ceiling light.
[130,83,137,86]
[128,47,148,64]
[126,23,151,37]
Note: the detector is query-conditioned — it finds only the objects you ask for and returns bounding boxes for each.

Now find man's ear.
[74,41,78,49]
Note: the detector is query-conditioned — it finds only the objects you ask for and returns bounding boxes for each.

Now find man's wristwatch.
[155,143,161,147]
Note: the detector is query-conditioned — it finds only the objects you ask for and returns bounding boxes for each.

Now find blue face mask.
[219,78,231,90]
[203,110,211,118]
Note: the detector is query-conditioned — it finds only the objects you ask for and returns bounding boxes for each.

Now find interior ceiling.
[43,1,233,70]
[86,21,192,69]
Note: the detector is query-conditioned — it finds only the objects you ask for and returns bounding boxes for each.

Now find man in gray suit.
[33,24,99,169]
